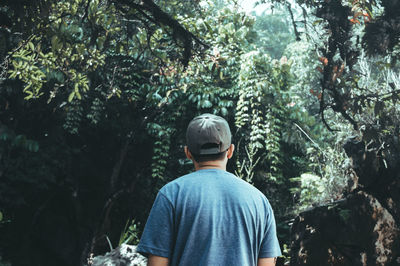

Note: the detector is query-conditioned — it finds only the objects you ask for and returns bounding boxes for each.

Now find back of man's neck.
[194,162,226,171]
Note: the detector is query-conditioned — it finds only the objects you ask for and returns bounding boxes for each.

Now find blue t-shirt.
[137,169,281,265]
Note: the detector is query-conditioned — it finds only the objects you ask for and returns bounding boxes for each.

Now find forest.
[0,0,399,265]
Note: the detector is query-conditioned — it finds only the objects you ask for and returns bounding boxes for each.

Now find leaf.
[9,71,17,79]
[0,211,2,222]
[28,42,34,51]
[32,142,39,152]
[68,91,75,102]
[51,36,59,50]
[74,83,79,93]
[349,18,360,24]
[203,21,213,33]
[312,20,323,26]
[318,57,328,66]
[210,62,216,73]
[202,100,212,108]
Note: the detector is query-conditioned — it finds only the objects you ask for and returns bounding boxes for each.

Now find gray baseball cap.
[186,113,232,155]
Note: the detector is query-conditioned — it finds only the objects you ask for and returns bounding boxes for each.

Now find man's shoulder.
[161,169,268,201]
[162,171,196,186]
[158,171,195,194]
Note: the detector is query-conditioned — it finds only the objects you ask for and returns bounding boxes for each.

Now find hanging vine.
[235,51,291,183]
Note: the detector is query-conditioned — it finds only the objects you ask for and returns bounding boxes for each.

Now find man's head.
[185,114,234,165]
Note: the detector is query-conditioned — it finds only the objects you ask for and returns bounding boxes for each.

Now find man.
[137,113,281,265]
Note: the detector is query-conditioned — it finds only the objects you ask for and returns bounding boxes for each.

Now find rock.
[290,136,400,266]
[290,192,400,265]
[90,244,147,266]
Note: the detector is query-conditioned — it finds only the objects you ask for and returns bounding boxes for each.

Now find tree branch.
[113,0,209,66]
[286,2,301,41]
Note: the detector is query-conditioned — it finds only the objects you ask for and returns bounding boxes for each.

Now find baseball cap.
[186,113,232,155]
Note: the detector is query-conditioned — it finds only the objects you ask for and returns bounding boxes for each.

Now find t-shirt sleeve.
[136,191,174,258]
[259,203,282,258]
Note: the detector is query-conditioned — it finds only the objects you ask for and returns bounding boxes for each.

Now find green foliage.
[141,3,260,184]
[280,243,291,265]
[290,173,326,211]
[235,51,291,183]
[0,256,11,266]
[8,39,47,100]
[148,123,174,180]
[7,0,112,100]
[259,0,400,215]
[253,9,295,59]
[284,38,321,115]
[118,219,140,246]
[0,126,39,153]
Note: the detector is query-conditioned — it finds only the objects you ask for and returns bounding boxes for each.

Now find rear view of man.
[137,113,281,265]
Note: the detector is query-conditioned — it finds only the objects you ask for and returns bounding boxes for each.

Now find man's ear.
[184,146,193,160]
[227,144,235,159]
